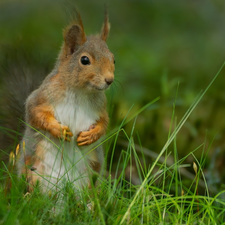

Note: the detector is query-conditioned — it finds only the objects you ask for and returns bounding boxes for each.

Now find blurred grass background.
[1,0,225,192]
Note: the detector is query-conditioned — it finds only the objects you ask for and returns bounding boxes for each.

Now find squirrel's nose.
[105,78,114,85]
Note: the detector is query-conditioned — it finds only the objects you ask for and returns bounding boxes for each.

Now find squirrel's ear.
[63,14,86,56]
[100,13,110,41]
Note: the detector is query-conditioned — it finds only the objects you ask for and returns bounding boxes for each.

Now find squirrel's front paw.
[49,124,73,142]
[77,125,102,146]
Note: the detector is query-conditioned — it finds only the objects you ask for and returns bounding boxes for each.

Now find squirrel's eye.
[81,56,90,65]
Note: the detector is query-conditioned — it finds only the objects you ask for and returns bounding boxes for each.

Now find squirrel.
[2,11,115,192]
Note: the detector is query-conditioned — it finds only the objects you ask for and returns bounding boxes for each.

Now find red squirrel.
[15,12,115,192]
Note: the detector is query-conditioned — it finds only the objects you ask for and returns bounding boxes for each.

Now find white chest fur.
[54,90,100,136]
[40,90,102,190]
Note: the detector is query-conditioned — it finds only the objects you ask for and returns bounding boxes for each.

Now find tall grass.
[0,62,225,224]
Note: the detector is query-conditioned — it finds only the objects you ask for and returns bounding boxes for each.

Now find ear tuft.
[101,12,110,41]
[63,12,86,56]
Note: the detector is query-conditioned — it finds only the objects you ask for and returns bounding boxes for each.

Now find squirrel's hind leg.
[21,144,46,192]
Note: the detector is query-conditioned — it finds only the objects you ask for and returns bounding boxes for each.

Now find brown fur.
[22,144,46,192]
[90,161,101,173]
[29,104,73,141]
[77,113,108,146]
[18,11,115,192]
[101,12,110,41]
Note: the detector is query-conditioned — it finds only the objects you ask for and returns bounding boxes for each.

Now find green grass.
[0,63,225,224]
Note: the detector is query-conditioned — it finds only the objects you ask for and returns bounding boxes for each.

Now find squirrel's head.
[59,11,115,92]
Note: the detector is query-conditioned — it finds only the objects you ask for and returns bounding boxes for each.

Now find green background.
[1,0,225,191]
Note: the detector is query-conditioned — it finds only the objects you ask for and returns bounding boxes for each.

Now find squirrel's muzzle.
[105,78,114,86]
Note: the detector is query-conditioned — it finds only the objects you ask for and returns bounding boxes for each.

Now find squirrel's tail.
[0,45,51,163]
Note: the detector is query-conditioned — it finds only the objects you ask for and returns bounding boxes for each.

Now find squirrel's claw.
[76,124,102,146]
[61,126,73,135]
[77,132,94,145]
[77,140,90,146]
[49,124,73,142]
[64,137,71,142]
[62,126,73,142]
